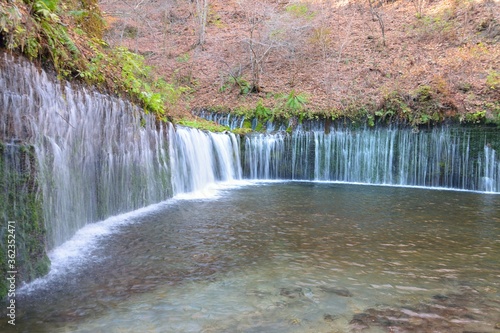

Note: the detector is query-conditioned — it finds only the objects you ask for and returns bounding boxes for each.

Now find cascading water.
[169,126,241,194]
[195,109,246,130]
[197,111,499,191]
[242,124,500,192]
[0,54,242,250]
[1,54,172,248]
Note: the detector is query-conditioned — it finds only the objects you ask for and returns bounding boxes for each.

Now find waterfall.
[2,52,499,254]
[0,55,242,250]
[169,125,241,194]
[1,55,171,248]
[194,110,499,193]
[243,126,500,192]
[195,110,246,130]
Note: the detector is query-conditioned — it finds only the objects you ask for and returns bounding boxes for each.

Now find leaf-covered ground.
[100,0,499,124]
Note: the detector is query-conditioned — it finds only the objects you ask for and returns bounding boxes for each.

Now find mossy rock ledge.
[0,143,50,299]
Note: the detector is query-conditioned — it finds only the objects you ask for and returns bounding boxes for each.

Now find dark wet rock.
[433,294,449,301]
[279,287,304,299]
[350,313,368,323]
[318,286,353,297]
[350,312,379,324]
[349,314,372,331]
[350,311,397,329]
[323,313,337,322]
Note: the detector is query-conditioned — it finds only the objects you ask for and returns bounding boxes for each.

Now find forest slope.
[100,0,500,126]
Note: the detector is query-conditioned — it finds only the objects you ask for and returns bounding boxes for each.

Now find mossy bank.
[0,144,50,299]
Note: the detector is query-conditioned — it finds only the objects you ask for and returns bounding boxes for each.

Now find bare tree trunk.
[248,19,261,92]
[195,0,209,49]
[368,0,385,46]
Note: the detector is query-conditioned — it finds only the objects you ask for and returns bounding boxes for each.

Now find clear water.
[4,182,499,333]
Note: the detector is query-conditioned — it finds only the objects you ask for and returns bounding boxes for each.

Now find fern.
[254,100,271,120]
[285,90,308,112]
[32,0,59,21]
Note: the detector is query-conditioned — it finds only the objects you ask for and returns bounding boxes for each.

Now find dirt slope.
[100,0,499,122]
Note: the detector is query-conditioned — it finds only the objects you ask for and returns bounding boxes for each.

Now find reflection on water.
[4,183,500,332]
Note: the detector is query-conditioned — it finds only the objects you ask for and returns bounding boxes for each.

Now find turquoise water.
[4,182,500,332]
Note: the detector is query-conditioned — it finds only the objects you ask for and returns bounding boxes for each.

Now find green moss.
[486,70,500,91]
[0,0,189,120]
[176,118,230,132]
[253,121,262,132]
[285,3,315,20]
[0,144,50,299]
[242,119,253,129]
[232,128,253,135]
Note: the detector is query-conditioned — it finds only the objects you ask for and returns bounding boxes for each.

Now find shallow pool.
[4,182,500,332]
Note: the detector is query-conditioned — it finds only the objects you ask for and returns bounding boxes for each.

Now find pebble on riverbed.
[318,286,353,297]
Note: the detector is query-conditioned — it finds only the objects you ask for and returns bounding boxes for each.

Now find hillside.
[100,0,500,126]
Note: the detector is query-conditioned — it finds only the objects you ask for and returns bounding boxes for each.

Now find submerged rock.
[323,313,337,322]
[318,286,353,297]
[348,287,498,332]
[279,287,304,299]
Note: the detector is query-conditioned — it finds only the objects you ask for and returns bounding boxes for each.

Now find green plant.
[76,45,189,118]
[108,47,190,117]
[39,20,81,75]
[367,114,375,127]
[375,109,395,120]
[254,100,271,120]
[220,75,251,95]
[24,36,41,59]
[232,127,253,135]
[0,4,23,38]
[1,0,188,120]
[32,0,59,21]
[464,110,486,124]
[486,70,500,90]
[414,85,432,102]
[176,53,190,63]
[379,91,409,119]
[284,90,308,112]
[286,3,315,20]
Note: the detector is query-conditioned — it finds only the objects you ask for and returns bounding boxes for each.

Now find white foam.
[305,180,500,195]
[173,180,257,200]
